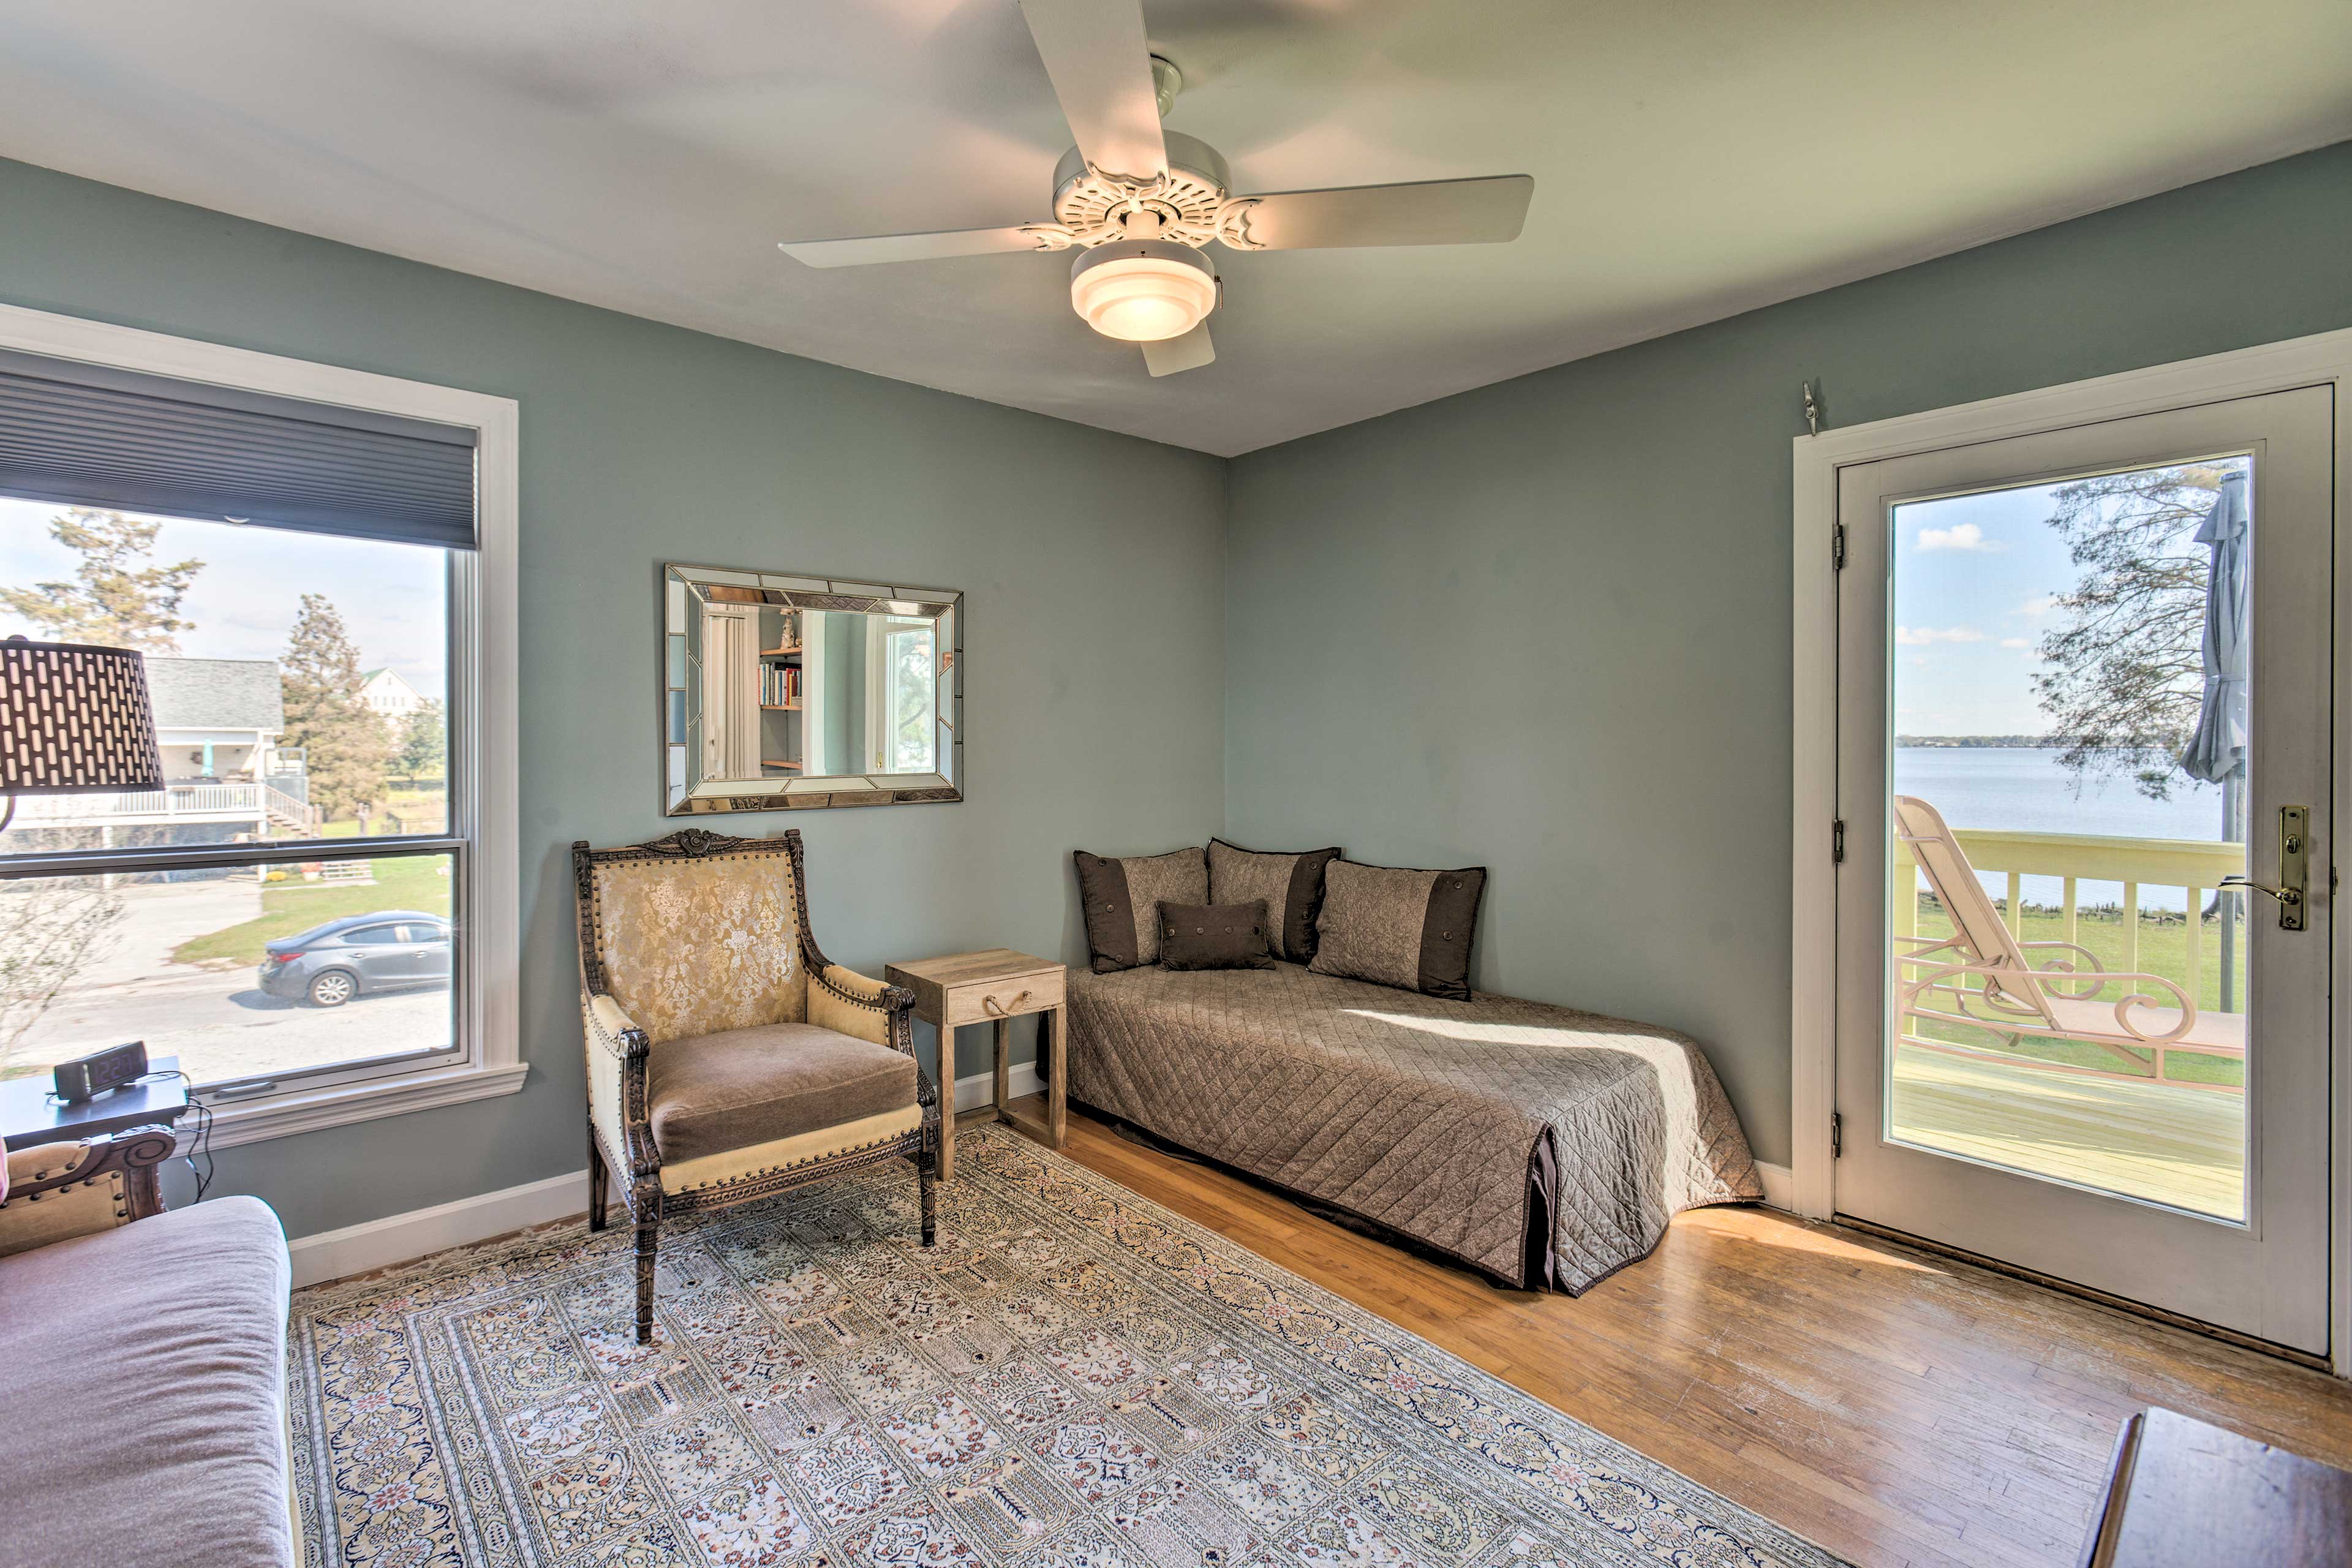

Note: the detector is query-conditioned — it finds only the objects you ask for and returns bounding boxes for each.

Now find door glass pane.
[1887,456,2251,1220]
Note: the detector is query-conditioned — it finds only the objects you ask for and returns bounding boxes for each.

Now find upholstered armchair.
[572,827,937,1342]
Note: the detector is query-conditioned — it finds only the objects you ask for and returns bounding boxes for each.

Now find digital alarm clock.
[52,1041,149,1104]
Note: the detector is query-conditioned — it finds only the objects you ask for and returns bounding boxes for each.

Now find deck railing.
[1893,826,2248,1090]
[1895,827,2247,996]
[14,782,267,821]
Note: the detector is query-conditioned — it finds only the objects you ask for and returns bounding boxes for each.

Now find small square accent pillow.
[1156,900,1275,971]
[1310,859,1488,998]
[1073,845,1208,971]
[1205,838,1343,963]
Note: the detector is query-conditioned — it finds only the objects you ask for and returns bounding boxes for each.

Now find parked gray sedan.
[258,910,453,1007]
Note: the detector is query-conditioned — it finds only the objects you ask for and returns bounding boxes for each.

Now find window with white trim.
[0,316,518,1141]
[864,614,938,775]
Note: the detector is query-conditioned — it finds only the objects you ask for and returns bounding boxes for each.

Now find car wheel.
[308,969,358,1008]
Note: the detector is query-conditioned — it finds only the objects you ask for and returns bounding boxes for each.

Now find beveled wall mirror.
[661,564,961,814]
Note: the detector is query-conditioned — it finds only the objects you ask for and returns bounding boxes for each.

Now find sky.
[1891,461,2239,737]
[0,499,447,699]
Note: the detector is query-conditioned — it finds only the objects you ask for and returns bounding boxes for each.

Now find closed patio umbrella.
[2180,468,2249,1007]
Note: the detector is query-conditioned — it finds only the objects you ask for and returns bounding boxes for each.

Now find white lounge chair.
[1893,795,2244,1082]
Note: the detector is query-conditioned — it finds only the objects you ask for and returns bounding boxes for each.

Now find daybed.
[1067,961,1763,1291]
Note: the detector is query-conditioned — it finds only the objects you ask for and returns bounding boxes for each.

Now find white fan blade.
[1140,323,1214,377]
[779,226,1047,268]
[1017,0,1167,181]
[1226,175,1533,250]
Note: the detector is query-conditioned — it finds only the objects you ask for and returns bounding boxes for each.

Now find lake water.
[1893,747,2233,913]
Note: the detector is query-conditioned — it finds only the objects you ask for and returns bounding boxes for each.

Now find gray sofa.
[0,1131,296,1568]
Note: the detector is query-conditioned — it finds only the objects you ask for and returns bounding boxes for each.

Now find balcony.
[1890,826,2247,1220]
[10,780,316,834]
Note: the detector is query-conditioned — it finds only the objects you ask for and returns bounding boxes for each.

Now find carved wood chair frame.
[571,827,938,1343]
[0,1125,173,1245]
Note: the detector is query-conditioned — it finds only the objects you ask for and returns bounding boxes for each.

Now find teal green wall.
[1223,141,2352,1167]
[6,137,2346,1222]
[0,157,1226,1237]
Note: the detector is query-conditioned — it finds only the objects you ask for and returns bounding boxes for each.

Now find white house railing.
[14,782,267,821]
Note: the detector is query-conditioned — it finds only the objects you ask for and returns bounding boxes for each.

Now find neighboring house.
[361,666,423,731]
[146,658,287,783]
[4,656,309,851]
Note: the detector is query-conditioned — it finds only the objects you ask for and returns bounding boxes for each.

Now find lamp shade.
[1069,241,1218,343]
[0,635,165,794]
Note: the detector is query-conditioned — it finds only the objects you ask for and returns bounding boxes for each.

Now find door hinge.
[1831,819,1845,862]
[1831,523,1846,570]
[1831,1111,1843,1158]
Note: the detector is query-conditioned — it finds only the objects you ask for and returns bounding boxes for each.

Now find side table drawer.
[944,969,1065,1026]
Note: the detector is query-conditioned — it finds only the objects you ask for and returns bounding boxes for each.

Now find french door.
[1833,386,2335,1352]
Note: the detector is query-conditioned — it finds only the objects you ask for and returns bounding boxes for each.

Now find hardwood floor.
[1001,1100,2352,1568]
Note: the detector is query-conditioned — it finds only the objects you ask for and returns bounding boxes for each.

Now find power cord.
[135,1069,214,1200]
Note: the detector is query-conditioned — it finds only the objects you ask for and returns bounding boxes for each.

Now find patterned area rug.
[289,1126,1844,1567]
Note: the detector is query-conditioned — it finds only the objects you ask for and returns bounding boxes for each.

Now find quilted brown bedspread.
[1066,962,1763,1292]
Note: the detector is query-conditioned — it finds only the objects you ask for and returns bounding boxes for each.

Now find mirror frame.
[660,562,963,815]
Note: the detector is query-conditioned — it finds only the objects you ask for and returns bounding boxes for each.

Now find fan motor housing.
[1052,130,1232,245]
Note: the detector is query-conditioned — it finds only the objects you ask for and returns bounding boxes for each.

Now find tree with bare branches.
[2033,464,2235,799]
[0,878,123,1072]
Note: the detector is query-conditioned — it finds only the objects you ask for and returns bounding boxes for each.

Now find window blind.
[0,348,477,550]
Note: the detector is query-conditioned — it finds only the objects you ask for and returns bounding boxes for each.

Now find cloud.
[1998,637,2032,649]
[1894,625,1986,646]
[2013,595,2058,620]
[1917,521,2001,552]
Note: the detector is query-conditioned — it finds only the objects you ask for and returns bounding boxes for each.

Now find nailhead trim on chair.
[571,827,939,1343]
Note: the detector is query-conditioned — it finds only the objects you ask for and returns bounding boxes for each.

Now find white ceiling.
[0,1,2344,456]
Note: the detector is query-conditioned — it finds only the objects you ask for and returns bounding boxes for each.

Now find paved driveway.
[74,878,266,989]
[13,966,452,1087]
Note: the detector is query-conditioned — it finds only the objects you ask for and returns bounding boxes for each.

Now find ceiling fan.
[778,0,1534,377]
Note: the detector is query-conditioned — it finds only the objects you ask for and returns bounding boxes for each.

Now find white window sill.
[188,1060,530,1153]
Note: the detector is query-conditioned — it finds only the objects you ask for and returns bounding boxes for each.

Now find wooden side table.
[885,948,1066,1182]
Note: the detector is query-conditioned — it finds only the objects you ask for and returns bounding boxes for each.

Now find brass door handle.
[981,990,1031,1019]
[2225,805,2310,932]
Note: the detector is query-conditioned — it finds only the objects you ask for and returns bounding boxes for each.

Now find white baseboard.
[289,1062,1048,1287]
[952,1059,1044,1114]
[289,1167,590,1288]
[1754,1160,1795,1212]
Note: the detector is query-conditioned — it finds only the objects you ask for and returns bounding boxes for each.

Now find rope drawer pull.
[981,990,1031,1019]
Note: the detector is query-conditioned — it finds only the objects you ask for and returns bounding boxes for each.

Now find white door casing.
[1790,326,2352,1373]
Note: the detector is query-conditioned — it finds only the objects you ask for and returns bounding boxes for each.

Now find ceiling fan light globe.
[1069,243,1216,343]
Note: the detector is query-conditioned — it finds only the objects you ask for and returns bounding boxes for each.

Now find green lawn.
[1905,893,2247,1087]
[170,855,453,967]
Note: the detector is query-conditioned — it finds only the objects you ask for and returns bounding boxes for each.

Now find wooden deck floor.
[1009,1100,2352,1568]
[1890,1043,2244,1218]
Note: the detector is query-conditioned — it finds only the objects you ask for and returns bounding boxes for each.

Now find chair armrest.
[584,989,651,1061]
[810,963,916,1053]
[580,988,657,1183]
[0,1129,173,1260]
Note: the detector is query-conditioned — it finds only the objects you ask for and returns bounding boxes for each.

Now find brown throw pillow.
[1072,846,1208,971]
[1310,859,1487,998]
[1205,838,1343,963]
[1156,900,1275,971]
